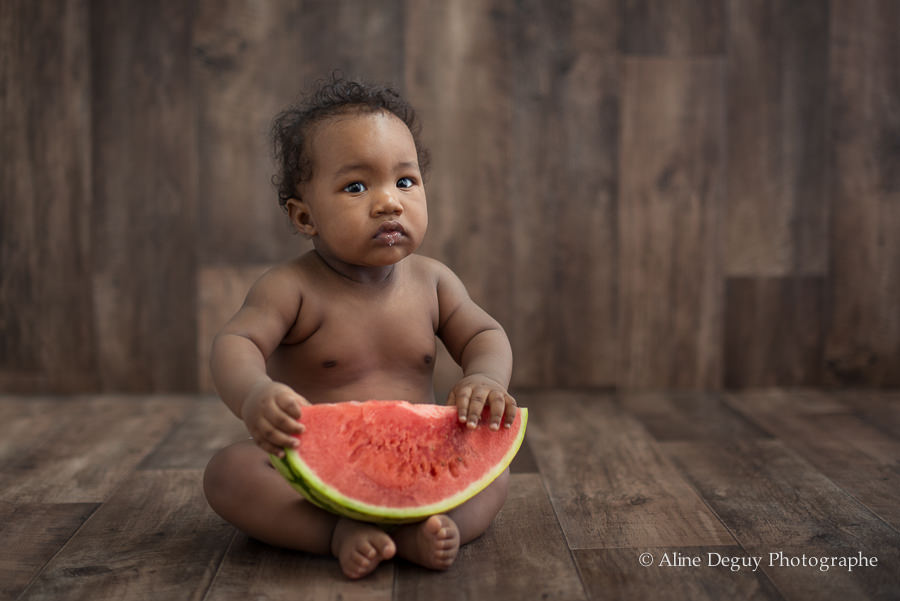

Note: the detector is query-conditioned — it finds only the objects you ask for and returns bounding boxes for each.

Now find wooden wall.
[2,0,898,394]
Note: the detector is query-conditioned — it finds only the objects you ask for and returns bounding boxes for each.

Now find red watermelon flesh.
[269,400,527,523]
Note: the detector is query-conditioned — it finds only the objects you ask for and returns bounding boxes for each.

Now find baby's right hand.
[240,380,309,457]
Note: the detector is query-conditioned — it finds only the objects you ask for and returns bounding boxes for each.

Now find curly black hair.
[271,76,430,208]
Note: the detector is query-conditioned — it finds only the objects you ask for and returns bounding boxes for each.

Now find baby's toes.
[424,516,460,568]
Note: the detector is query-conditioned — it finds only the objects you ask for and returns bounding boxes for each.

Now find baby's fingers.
[502,393,517,428]
[252,417,300,457]
[448,386,470,425]
[487,389,512,431]
[465,387,489,429]
[273,396,305,434]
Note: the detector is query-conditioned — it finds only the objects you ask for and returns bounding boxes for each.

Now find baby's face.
[295,111,427,271]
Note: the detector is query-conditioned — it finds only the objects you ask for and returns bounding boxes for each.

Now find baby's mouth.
[374,221,406,246]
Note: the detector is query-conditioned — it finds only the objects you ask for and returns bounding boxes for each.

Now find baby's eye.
[343,182,367,194]
[397,177,415,189]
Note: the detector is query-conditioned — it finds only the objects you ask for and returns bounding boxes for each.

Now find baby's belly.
[266,345,438,404]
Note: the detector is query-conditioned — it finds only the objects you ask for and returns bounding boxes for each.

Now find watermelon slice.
[269,400,527,524]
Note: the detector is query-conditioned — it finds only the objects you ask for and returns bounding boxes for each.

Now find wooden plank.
[618,391,771,442]
[0,502,97,600]
[725,390,900,529]
[0,396,186,503]
[509,436,539,474]
[205,534,393,601]
[719,388,850,415]
[623,0,725,56]
[664,439,900,599]
[197,265,271,392]
[139,396,247,470]
[19,470,232,601]
[522,391,733,549]
[724,0,829,276]
[618,57,724,389]
[825,0,900,386]
[574,547,782,601]
[395,473,587,600]
[836,390,900,439]
[91,0,197,391]
[0,0,96,393]
[403,0,515,355]
[723,277,825,387]
[504,0,620,387]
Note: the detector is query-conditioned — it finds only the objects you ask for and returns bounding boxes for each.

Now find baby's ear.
[285,198,317,238]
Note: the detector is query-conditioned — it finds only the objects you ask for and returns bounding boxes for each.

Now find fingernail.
[467,419,477,429]
[490,422,499,431]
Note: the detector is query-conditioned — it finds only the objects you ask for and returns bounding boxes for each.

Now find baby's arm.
[435,263,516,430]
[210,265,308,456]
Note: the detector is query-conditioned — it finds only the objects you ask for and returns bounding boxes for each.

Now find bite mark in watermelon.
[269,400,527,524]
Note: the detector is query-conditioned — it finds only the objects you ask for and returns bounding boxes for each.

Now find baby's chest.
[286,290,439,368]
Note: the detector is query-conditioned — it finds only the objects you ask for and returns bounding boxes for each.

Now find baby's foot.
[397,515,460,570]
[330,518,396,579]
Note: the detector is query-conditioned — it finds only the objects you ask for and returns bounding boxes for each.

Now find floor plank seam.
[198,528,238,601]
[15,502,103,601]
[534,471,592,599]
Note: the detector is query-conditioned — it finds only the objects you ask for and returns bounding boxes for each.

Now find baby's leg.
[393,468,509,570]
[203,442,394,578]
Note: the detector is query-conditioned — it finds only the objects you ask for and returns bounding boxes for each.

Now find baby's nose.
[372,190,403,215]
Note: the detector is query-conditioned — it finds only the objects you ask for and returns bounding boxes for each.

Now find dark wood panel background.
[2,0,898,393]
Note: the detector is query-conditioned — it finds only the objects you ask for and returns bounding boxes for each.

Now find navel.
[424,354,433,365]
[322,360,338,368]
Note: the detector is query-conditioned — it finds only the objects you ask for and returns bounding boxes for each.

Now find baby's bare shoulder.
[406,254,457,283]
[244,253,317,305]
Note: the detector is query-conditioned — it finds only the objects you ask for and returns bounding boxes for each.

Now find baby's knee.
[490,468,510,502]
[203,443,254,509]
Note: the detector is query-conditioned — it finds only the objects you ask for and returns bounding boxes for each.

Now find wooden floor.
[1,389,898,600]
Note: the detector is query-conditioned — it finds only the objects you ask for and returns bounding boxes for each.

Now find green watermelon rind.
[270,453,402,523]
[271,407,528,524]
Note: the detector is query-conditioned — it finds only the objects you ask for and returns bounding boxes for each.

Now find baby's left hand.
[447,374,517,431]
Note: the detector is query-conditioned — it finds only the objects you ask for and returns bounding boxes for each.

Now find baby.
[203,78,517,579]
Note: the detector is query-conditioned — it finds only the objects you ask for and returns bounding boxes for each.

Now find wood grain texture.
[404,0,515,335]
[825,0,900,386]
[724,0,829,276]
[138,396,247,470]
[835,390,900,439]
[0,0,96,392]
[724,390,900,529]
[618,57,724,389]
[507,0,620,388]
[90,0,198,391]
[723,277,825,387]
[618,391,771,442]
[0,502,97,600]
[0,396,186,503]
[205,535,393,601]
[522,391,733,549]
[19,470,232,601]
[624,0,725,56]
[575,547,782,601]
[664,439,900,599]
[395,473,588,601]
